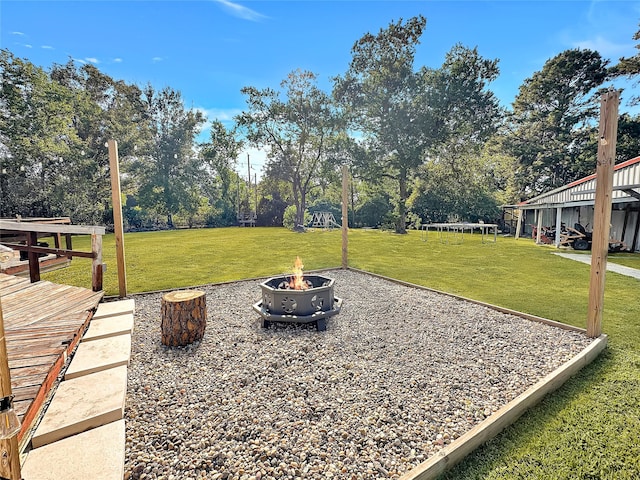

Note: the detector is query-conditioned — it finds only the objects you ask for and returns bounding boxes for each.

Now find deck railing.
[0,220,106,291]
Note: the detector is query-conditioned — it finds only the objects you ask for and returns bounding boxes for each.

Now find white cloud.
[573,35,633,59]
[198,107,243,122]
[85,57,99,64]
[24,44,32,49]
[152,56,164,63]
[213,0,267,22]
[41,45,54,50]
[113,58,123,63]
[11,31,24,36]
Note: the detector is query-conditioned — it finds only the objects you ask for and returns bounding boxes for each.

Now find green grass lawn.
[42,227,640,479]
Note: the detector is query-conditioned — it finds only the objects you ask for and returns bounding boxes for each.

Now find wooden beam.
[108,139,127,298]
[1,243,95,259]
[587,90,619,338]
[341,165,349,269]
[26,232,40,283]
[622,188,640,200]
[91,233,103,292]
[0,220,105,235]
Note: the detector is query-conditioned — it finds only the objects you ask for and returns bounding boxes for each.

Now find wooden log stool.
[161,290,207,346]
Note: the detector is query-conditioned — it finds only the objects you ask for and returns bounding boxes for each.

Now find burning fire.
[289,256,310,290]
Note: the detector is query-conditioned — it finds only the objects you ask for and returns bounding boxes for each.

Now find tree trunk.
[161,290,207,346]
[396,170,408,234]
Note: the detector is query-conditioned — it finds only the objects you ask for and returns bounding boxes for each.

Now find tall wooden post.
[341,165,349,269]
[0,297,22,480]
[108,140,127,297]
[587,90,619,338]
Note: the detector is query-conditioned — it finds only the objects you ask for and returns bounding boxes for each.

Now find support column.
[536,209,543,244]
[555,207,563,247]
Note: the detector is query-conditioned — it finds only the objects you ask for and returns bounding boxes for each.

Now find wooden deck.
[0,273,103,446]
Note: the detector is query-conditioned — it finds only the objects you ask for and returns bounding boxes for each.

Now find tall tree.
[333,16,432,233]
[504,49,608,197]
[237,70,340,227]
[609,22,640,105]
[0,50,83,219]
[133,85,205,227]
[50,60,149,223]
[200,120,244,225]
[410,44,503,223]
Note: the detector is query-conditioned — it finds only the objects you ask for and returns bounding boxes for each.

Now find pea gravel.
[124,269,592,480]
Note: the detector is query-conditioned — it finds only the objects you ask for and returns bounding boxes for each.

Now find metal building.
[512,156,640,252]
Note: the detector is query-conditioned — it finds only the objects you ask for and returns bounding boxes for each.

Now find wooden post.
[514,209,522,239]
[91,233,103,292]
[587,90,619,338]
[26,231,40,283]
[0,297,22,480]
[108,140,127,297]
[341,165,349,269]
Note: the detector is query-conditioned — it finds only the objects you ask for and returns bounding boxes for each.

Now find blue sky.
[2,0,640,175]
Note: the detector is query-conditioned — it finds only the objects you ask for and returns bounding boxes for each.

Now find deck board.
[0,273,103,446]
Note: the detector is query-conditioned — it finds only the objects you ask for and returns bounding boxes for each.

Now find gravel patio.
[124,269,591,480]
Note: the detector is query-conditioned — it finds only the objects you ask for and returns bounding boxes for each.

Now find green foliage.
[334,16,429,234]
[237,70,341,227]
[353,194,391,228]
[282,204,310,230]
[41,228,640,480]
[132,85,205,228]
[505,49,609,197]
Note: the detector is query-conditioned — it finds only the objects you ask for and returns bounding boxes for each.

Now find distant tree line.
[2,17,640,233]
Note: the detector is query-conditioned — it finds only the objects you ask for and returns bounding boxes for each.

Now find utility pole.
[247,154,251,213]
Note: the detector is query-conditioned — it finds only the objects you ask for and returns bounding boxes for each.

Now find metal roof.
[517,156,640,209]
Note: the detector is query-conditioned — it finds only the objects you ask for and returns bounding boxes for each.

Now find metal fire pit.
[253,274,342,331]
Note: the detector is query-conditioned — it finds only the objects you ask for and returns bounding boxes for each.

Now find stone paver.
[31,366,127,448]
[93,299,135,319]
[22,420,125,480]
[65,334,131,380]
[82,313,134,342]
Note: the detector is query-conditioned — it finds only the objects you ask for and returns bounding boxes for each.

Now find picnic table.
[421,222,498,244]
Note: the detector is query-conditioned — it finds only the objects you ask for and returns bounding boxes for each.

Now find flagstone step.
[65,334,131,380]
[22,419,125,480]
[93,298,135,319]
[82,313,134,342]
[31,365,127,448]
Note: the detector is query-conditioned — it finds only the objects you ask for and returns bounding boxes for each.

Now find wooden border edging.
[113,266,607,478]
[344,268,607,479]
[399,335,607,480]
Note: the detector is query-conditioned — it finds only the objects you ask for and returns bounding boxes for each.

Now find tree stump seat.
[160,290,207,346]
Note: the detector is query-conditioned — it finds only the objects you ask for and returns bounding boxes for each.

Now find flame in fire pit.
[289,256,310,290]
